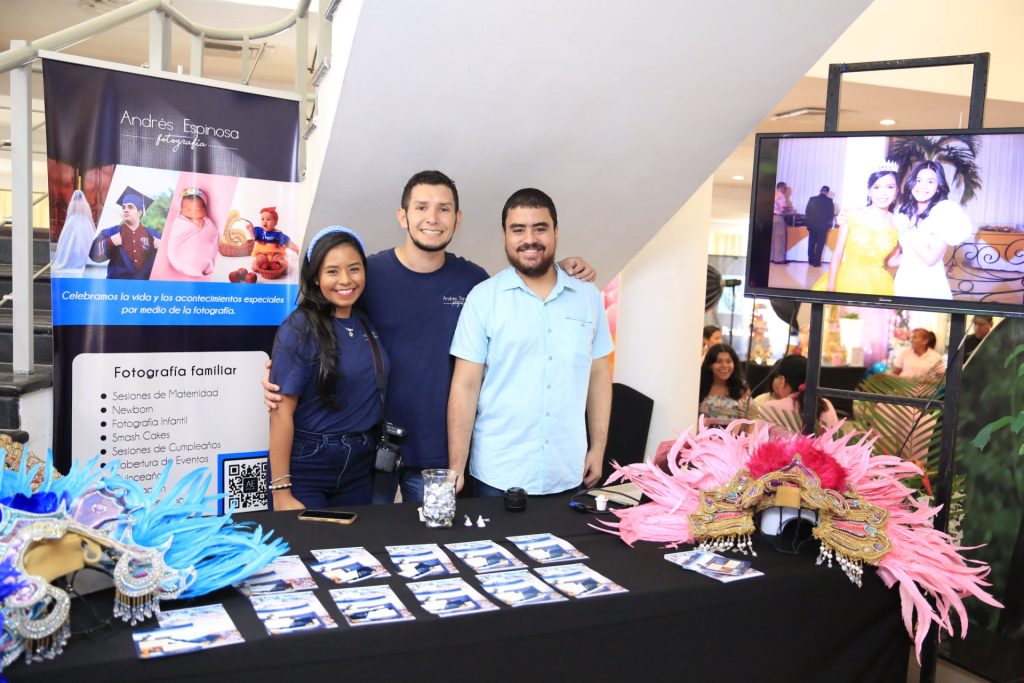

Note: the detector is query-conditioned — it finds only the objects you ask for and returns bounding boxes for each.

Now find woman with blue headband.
[267,226,389,510]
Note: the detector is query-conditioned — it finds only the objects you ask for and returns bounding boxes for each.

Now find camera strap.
[356,314,386,410]
[358,314,402,474]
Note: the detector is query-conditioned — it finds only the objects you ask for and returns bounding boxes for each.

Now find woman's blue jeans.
[287,429,374,508]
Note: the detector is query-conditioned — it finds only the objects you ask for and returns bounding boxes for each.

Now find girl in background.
[756,354,839,431]
[268,227,388,510]
[813,164,900,296]
[698,343,750,427]
[893,161,973,300]
[701,325,722,361]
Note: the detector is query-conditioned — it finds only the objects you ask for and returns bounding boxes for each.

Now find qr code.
[221,456,268,513]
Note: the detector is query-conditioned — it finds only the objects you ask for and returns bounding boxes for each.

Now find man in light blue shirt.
[448,188,613,496]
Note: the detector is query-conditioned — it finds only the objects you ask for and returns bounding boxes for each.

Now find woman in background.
[701,325,722,360]
[893,161,973,300]
[813,165,900,296]
[698,343,750,426]
[756,354,839,430]
[893,328,945,378]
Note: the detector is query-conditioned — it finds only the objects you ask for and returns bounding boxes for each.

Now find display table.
[8,495,909,683]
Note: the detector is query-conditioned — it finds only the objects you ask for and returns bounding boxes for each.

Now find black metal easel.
[800,53,989,683]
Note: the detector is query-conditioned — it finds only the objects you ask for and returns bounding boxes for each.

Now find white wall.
[296,0,364,245]
[306,1,872,285]
[613,178,713,462]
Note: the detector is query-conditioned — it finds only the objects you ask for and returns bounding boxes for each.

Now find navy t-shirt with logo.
[362,249,488,469]
[270,311,388,435]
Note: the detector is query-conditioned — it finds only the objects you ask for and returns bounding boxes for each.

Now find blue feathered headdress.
[0,445,287,669]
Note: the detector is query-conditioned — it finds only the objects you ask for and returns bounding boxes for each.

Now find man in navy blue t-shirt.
[266,170,594,503]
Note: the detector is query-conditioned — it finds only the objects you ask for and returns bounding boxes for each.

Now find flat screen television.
[744,128,1024,318]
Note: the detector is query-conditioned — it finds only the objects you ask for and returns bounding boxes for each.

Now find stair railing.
[0,0,321,374]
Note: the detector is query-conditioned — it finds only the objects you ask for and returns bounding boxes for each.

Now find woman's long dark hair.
[774,354,812,414]
[278,230,367,408]
[899,160,951,224]
[772,354,830,422]
[699,343,746,401]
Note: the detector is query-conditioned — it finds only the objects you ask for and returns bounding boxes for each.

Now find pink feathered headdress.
[600,420,1001,661]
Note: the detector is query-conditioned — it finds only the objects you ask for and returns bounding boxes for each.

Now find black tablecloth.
[9,496,909,682]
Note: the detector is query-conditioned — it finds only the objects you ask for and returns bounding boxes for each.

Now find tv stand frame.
[801,53,989,683]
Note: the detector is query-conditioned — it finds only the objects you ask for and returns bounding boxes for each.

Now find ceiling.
[711,77,1024,235]
[303,0,871,280]
[0,0,318,90]
[711,0,1024,237]
[2,0,1022,281]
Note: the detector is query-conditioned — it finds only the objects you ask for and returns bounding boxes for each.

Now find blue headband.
[306,226,366,262]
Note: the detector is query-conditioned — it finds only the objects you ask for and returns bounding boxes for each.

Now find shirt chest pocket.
[556,315,594,367]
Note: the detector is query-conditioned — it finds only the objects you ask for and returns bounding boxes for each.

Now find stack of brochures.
[446,540,527,573]
[329,585,415,626]
[386,543,458,580]
[664,550,764,582]
[406,578,499,617]
[204,533,630,635]
[476,570,569,607]
[132,604,244,659]
[233,555,318,596]
[310,546,391,584]
[534,563,628,598]
[249,591,338,635]
[233,554,337,636]
[507,533,588,564]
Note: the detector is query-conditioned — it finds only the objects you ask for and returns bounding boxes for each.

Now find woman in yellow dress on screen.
[812,163,900,295]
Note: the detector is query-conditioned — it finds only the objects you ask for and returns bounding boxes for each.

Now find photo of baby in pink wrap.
[150,187,220,281]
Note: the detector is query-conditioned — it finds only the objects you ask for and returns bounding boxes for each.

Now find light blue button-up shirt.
[450,265,614,494]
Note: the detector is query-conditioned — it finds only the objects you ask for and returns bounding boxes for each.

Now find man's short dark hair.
[820,186,830,194]
[501,188,558,230]
[776,181,787,190]
[401,170,459,213]
[974,315,993,324]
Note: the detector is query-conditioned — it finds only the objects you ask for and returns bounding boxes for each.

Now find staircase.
[0,225,53,442]
[0,0,323,446]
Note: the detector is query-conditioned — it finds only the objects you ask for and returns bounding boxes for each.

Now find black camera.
[382,422,406,439]
[374,421,405,474]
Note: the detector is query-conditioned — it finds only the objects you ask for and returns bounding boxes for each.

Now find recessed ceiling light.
[731,175,745,181]
[879,119,897,126]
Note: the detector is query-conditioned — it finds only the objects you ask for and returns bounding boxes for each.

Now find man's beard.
[408,231,452,253]
[506,244,555,278]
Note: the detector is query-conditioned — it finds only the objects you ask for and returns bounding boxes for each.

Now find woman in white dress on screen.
[51,189,97,276]
[892,161,973,300]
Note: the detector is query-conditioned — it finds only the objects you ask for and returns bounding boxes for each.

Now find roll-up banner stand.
[42,53,302,513]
